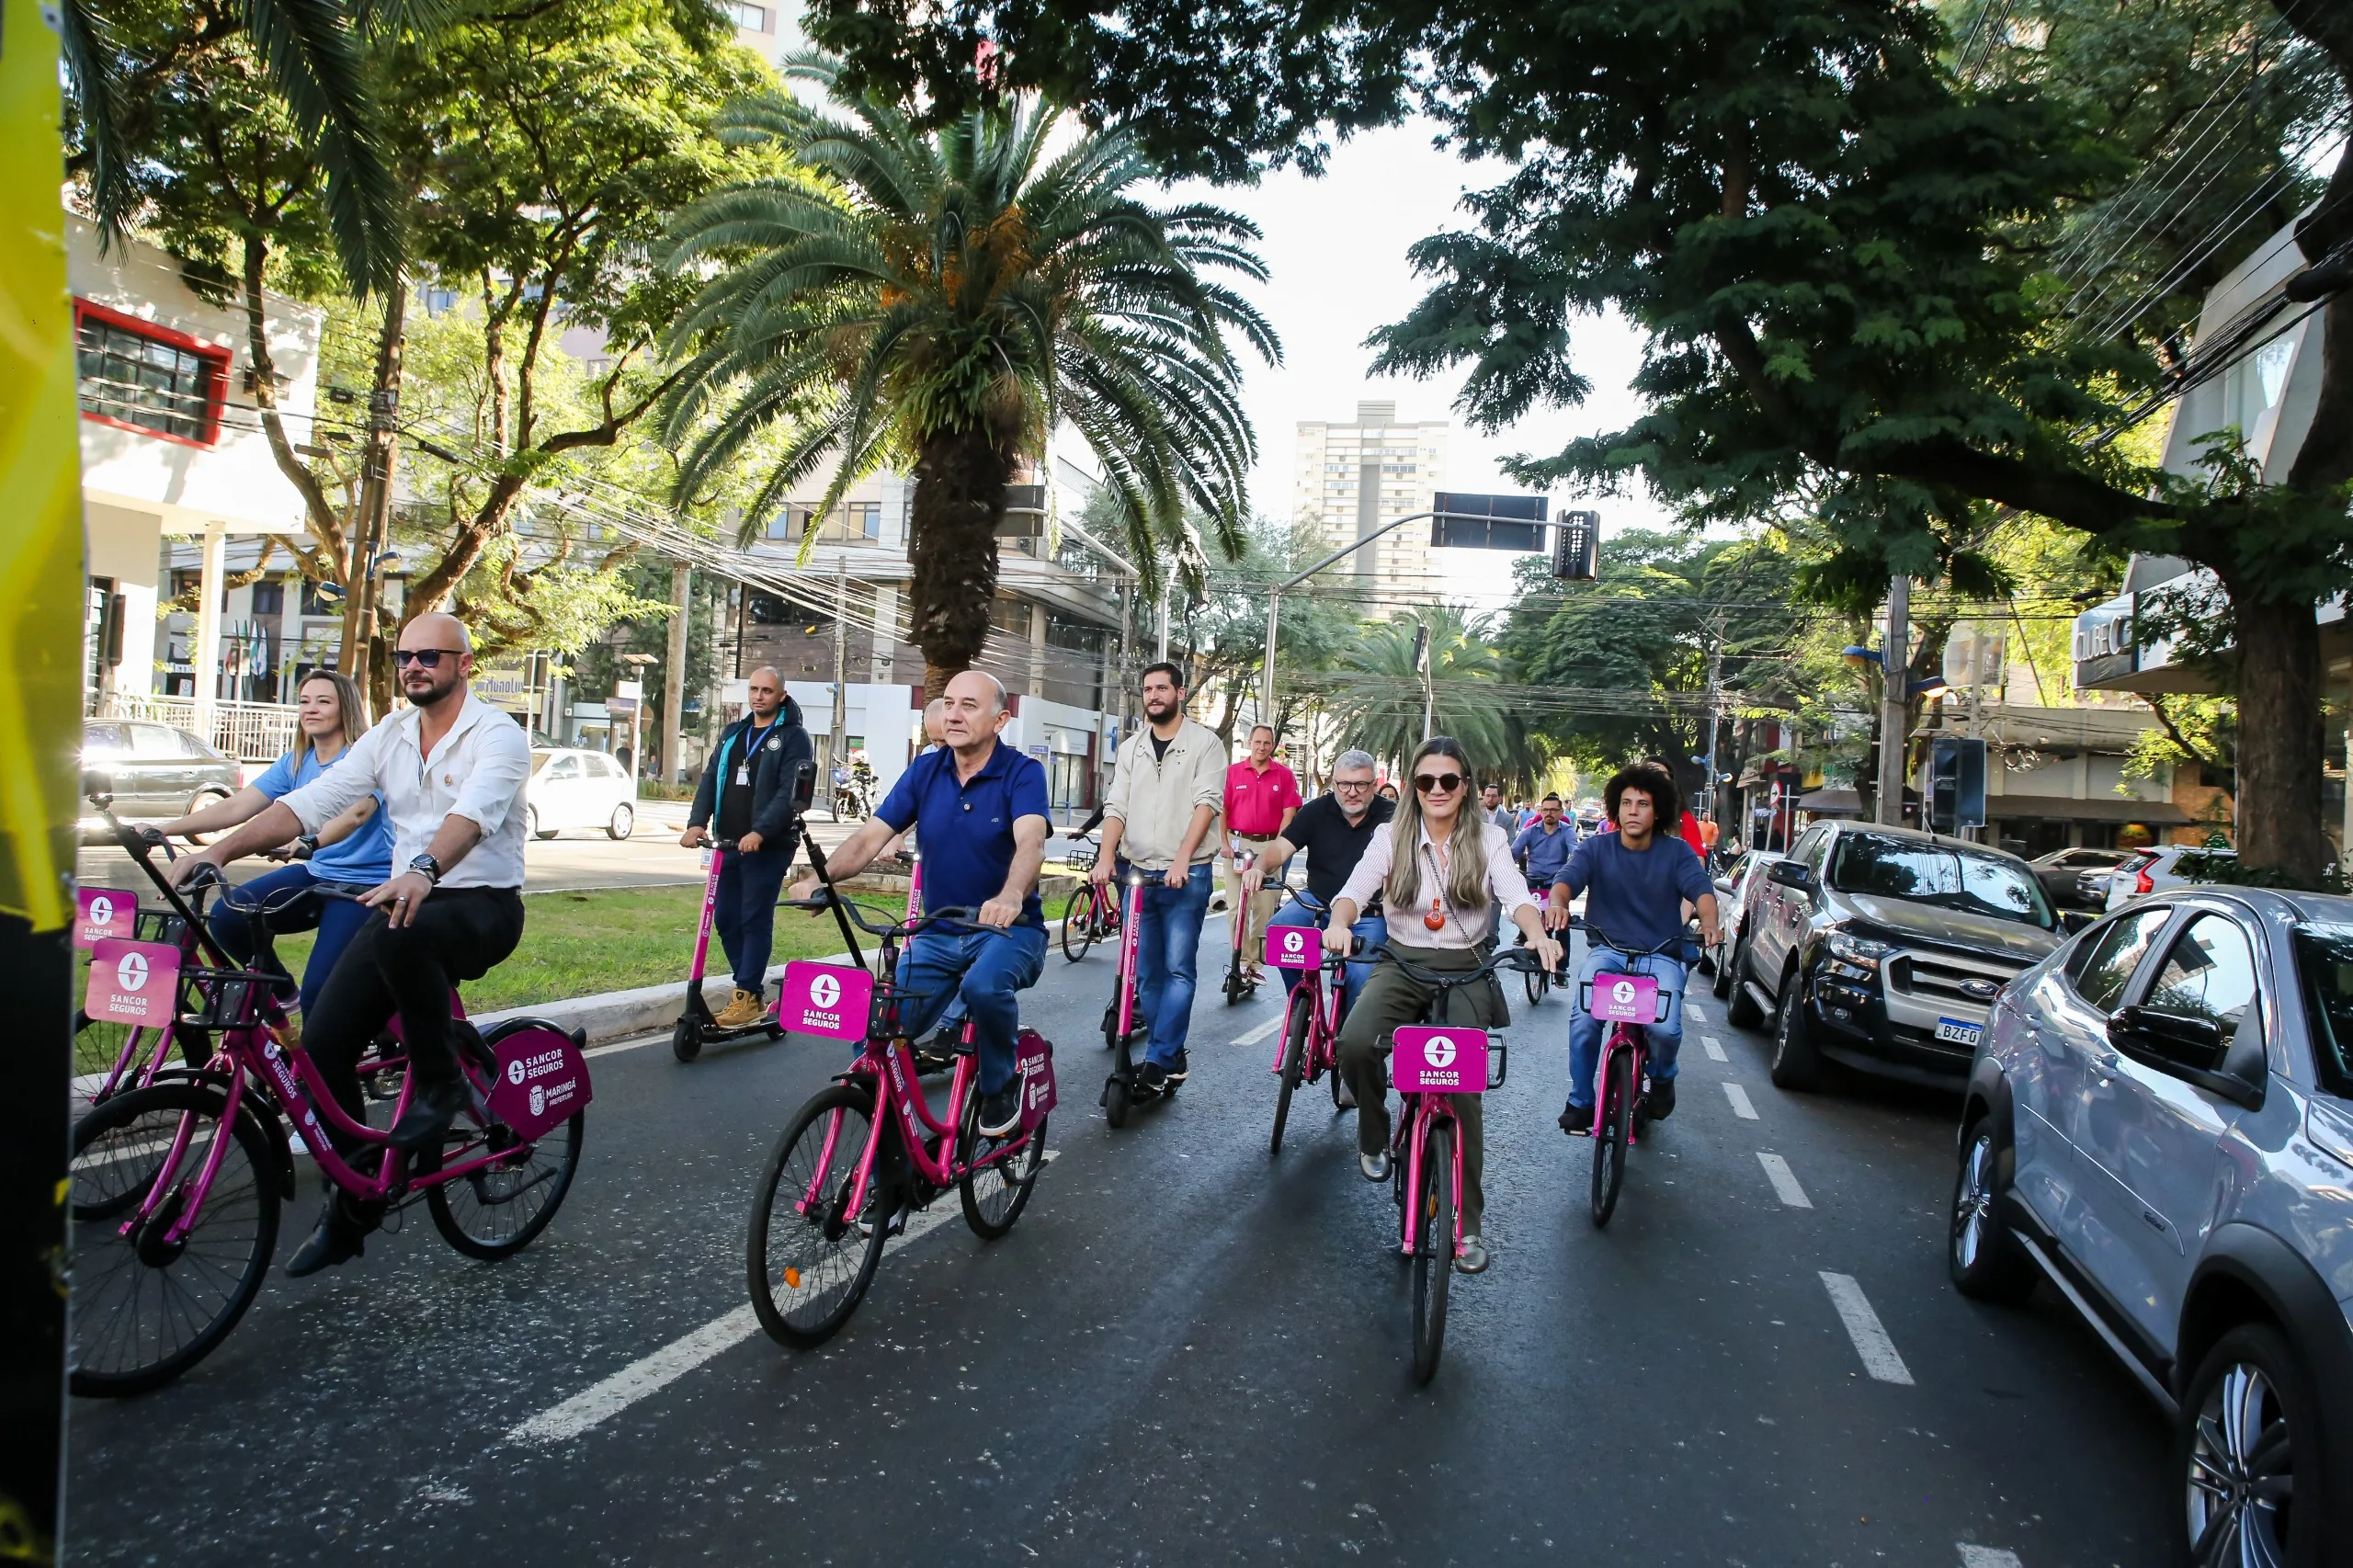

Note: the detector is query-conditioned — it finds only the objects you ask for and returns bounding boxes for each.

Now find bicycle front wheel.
[1411,1119,1455,1385]
[1060,888,1098,962]
[70,1082,281,1396]
[1269,990,1311,1157]
[1590,1044,1635,1228]
[1523,966,1547,1006]
[746,1085,888,1347]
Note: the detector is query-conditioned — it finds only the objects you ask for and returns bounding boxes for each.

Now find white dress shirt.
[1335,819,1537,949]
[279,691,532,889]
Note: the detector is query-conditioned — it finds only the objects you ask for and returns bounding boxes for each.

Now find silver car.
[1950,888,2353,1562]
[1705,848,1780,1000]
[2104,843,2237,911]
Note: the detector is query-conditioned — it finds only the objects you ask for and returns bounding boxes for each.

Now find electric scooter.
[1099,869,1179,1126]
[673,839,788,1062]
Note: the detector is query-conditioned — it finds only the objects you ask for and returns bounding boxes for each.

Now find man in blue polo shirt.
[789,668,1051,1137]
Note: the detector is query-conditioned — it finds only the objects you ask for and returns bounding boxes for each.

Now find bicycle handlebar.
[781,886,997,939]
[1561,915,1699,960]
[1358,939,1548,989]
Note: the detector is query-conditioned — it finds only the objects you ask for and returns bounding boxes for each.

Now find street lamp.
[619,651,657,790]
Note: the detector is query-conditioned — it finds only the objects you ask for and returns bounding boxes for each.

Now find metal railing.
[96,693,300,763]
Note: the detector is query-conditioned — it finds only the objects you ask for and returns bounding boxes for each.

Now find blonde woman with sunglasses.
[1324,737,1563,1274]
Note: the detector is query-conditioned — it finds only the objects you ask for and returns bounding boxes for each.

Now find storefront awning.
[1984,792,2190,825]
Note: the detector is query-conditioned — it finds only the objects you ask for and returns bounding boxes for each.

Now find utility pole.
[829,554,848,790]
[1154,588,1169,665]
[1413,618,1434,744]
[661,562,689,785]
[1877,574,1911,827]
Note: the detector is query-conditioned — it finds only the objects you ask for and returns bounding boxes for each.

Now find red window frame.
[73,299,232,449]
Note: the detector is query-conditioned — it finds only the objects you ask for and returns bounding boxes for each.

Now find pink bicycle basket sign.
[1586,971,1661,1024]
[779,961,872,1040]
[76,887,139,949]
[85,937,181,1025]
[1392,1026,1491,1095]
[1263,925,1318,970]
[1014,1028,1058,1130]
[486,1028,594,1142]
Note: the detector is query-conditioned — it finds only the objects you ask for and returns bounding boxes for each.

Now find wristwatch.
[294,833,320,859]
[408,853,443,885]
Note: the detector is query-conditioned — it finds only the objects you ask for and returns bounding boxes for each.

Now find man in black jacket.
[682,666,815,1026]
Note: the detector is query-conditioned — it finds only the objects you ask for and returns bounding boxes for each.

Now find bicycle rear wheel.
[958,1085,1048,1240]
[1269,990,1311,1157]
[746,1085,888,1347]
[423,1109,584,1260]
[1411,1120,1456,1385]
[1060,888,1098,962]
[69,1082,281,1396]
[1590,1044,1635,1228]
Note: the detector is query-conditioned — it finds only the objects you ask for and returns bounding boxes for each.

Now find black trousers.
[303,886,526,1133]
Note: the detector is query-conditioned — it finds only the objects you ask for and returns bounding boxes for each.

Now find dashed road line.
[1231,1015,1285,1048]
[1700,1034,1728,1062]
[1722,1082,1758,1119]
[1957,1547,2022,1568]
[1819,1271,1914,1385]
[1756,1152,1813,1209]
[508,1152,1057,1445]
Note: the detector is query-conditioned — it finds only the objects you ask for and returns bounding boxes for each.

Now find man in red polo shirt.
[1223,723,1302,980]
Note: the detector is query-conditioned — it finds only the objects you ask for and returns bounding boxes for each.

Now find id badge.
[735,767,750,786]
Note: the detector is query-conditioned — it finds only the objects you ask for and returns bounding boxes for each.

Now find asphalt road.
[66,915,2175,1566]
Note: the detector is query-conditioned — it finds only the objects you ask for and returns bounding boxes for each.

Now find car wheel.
[1724,933,1763,1028]
[1948,1117,2036,1303]
[1767,964,1823,1091]
[607,802,634,841]
[2179,1323,2335,1568]
[178,789,233,846]
[1711,937,1734,1000]
[529,806,556,841]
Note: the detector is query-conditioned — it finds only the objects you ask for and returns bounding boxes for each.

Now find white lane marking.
[1819,1271,1914,1385]
[508,1151,1057,1446]
[1756,1152,1813,1209]
[1722,1083,1758,1119]
[1231,1015,1284,1048]
[585,1034,663,1060]
[1957,1548,2022,1568]
[1684,1003,1705,1022]
[1701,1034,1728,1062]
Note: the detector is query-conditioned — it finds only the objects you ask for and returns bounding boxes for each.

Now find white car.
[527,748,637,841]
[1707,849,1782,998]
[2103,843,2234,910]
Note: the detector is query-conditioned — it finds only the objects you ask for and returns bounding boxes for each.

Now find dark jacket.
[688,697,814,847]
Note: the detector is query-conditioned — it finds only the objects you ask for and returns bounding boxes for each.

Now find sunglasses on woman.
[1412,771,1465,795]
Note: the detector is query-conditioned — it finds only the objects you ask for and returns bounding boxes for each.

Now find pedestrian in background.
[1223,722,1300,982]
[681,665,815,1028]
[1094,661,1225,1093]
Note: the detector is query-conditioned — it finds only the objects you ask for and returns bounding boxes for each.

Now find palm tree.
[659,56,1279,692]
[1319,608,1513,775]
[63,0,405,294]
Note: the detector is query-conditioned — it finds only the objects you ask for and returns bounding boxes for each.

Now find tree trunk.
[908,425,1015,697]
[2229,592,2334,878]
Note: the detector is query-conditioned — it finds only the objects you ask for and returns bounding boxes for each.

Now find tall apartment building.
[1292,401,1449,608]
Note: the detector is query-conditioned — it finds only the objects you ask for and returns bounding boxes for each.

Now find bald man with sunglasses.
[173,613,532,1275]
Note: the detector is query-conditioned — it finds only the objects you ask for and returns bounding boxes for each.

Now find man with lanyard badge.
[791,670,1049,1141]
[683,665,815,1028]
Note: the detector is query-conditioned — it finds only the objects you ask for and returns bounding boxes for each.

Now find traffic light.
[1552,511,1599,580]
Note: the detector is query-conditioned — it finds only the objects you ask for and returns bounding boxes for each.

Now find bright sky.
[1160,119,1677,605]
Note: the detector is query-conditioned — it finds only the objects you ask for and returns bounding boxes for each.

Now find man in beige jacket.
[1092,661,1225,1090]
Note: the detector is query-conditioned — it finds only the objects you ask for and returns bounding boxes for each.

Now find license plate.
[1936,1017,1984,1048]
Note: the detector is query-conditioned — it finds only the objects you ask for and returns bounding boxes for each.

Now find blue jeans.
[891,924,1047,1096]
[1266,897,1383,1018]
[715,846,792,995]
[1129,860,1212,1068]
[1565,948,1688,1108]
[207,861,377,1018]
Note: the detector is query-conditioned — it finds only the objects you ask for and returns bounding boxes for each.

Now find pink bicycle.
[69,802,592,1395]
[745,884,1056,1347]
[1367,941,1535,1384]
[1262,898,1349,1156]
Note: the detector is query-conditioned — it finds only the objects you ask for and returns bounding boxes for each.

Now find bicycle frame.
[1266,949,1346,1081]
[1589,1023,1652,1141]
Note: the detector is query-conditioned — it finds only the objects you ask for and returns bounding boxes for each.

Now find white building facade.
[1292,401,1450,608]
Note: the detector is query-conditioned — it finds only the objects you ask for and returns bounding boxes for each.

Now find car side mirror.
[1767,859,1815,891]
[2060,909,2097,936]
[2216,1030,2268,1110]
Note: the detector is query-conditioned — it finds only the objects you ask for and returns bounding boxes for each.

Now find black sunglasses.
[393,648,467,668]
[1413,772,1465,794]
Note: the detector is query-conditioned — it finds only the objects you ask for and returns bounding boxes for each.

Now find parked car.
[2105,843,2236,911]
[1724,822,2070,1090]
[527,748,636,841]
[2029,846,2132,910]
[1704,848,1782,996]
[79,719,239,835]
[1949,888,2353,1562]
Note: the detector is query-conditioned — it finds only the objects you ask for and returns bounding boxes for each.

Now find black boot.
[388,1074,469,1151]
[286,1187,379,1277]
